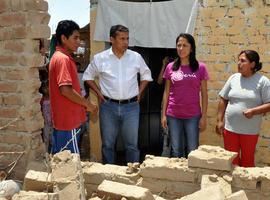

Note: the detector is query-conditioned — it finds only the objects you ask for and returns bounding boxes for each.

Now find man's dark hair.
[55,20,80,45]
[110,24,129,38]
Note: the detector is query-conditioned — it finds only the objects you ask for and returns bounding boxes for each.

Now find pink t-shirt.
[163,61,209,119]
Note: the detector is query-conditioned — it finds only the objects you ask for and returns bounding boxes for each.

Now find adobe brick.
[198,8,213,19]
[208,81,227,90]
[3,95,23,105]
[204,0,219,7]
[258,7,270,17]
[229,35,246,44]
[177,185,225,200]
[211,8,227,18]
[18,54,43,67]
[4,41,23,53]
[0,143,25,152]
[5,70,25,80]
[232,167,260,190]
[234,0,249,9]
[11,0,48,12]
[232,18,245,27]
[226,190,248,200]
[227,8,244,17]
[140,155,196,182]
[0,55,17,66]
[211,27,226,36]
[11,25,50,39]
[140,177,200,198]
[23,170,53,192]
[0,0,8,13]
[97,180,155,200]
[27,11,50,25]
[0,107,18,118]
[243,27,258,36]
[201,175,232,197]
[249,17,266,27]
[208,90,219,100]
[200,18,217,28]
[218,18,234,28]
[7,115,43,132]
[0,131,26,145]
[0,13,27,27]
[12,191,58,200]
[83,162,140,185]
[244,7,257,18]
[188,145,237,171]
[226,26,242,35]
[0,82,18,92]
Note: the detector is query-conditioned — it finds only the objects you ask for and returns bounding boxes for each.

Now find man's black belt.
[104,96,137,104]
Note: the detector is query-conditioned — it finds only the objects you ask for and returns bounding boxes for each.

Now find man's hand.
[97,93,106,104]
[137,94,141,103]
[86,101,98,115]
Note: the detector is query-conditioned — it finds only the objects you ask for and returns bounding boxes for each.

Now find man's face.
[110,31,129,53]
[61,30,80,53]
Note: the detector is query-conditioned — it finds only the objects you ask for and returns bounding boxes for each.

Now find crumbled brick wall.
[194,0,270,165]
[0,0,50,180]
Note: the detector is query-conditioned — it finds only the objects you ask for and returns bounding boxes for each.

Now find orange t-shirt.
[49,47,86,130]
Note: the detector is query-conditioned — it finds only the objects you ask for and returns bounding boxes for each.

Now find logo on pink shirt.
[171,70,196,83]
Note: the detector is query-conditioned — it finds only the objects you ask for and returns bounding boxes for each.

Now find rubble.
[97,180,155,200]
[1,146,270,200]
[188,145,237,171]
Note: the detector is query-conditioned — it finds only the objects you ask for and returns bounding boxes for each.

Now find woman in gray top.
[216,50,270,167]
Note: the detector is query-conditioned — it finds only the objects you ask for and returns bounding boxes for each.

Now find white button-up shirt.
[82,48,153,100]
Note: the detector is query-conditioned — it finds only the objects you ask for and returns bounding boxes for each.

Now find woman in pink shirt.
[161,33,209,158]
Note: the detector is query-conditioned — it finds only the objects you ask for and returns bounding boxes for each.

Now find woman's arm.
[199,80,208,132]
[243,102,270,118]
[157,57,169,85]
[215,97,228,135]
[161,80,171,128]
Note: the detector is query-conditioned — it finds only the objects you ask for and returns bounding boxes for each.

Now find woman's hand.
[243,109,254,119]
[199,116,207,132]
[161,115,167,129]
[215,120,224,135]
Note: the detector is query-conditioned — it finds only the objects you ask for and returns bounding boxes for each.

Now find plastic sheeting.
[94,0,198,48]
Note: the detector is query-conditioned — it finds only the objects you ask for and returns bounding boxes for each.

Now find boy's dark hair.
[110,24,129,38]
[55,20,80,45]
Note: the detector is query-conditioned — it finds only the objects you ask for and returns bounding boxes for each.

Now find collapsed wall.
[19,146,270,200]
[0,0,50,180]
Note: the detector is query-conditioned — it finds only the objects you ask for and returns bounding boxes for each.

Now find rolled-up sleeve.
[138,55,153,81]
[219,74,234,100]
[82,58,98,81]
[261,76,270,103]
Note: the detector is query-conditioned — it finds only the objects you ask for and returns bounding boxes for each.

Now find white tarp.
[94,0,198,48]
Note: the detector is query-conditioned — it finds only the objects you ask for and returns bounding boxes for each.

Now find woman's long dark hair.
[172,33,199,72]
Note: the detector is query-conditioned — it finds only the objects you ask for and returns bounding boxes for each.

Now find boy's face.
[61,30,80,53]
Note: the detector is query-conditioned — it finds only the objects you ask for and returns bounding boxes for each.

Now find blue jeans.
[100,100,140,164]
[167,115,200,158]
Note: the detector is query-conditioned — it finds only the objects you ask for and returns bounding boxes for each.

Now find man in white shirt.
[83,25,152,164]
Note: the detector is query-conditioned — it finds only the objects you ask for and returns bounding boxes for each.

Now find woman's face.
[176,37,192,60]
[238,53,255,77]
